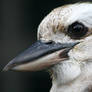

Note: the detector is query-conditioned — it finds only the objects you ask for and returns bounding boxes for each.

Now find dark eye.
[67,22,88,39]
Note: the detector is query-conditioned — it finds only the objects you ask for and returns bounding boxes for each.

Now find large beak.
[3,40,79,72]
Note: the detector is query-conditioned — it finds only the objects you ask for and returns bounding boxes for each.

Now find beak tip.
[3,63,13,72]
[3,65,10,72]
[3,59,17,72]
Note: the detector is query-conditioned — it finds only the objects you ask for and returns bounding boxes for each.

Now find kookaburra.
[3,2,92,92]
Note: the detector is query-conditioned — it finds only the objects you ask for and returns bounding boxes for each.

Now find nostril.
[45,40,54,44]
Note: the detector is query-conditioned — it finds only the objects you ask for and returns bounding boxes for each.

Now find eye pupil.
[72,24,83,34]
[73,25,82,32]
[68,22,88,39]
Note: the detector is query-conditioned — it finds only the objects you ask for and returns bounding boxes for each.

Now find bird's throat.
[50,61,92,92]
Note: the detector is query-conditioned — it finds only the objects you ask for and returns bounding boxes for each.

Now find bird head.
[3,2,92,84]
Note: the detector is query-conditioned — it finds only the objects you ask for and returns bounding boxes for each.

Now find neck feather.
[49,61,92,92]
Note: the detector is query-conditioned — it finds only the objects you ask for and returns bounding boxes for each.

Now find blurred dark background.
[0,0,91,92]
